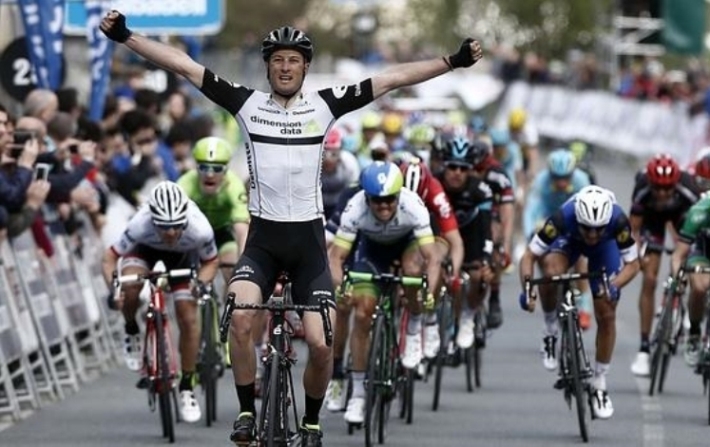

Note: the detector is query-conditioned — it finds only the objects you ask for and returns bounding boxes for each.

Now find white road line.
[635,377,665,447]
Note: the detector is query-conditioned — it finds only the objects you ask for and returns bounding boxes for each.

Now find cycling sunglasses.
[445,162,472,172]
[579,224,605,235]
[367,194,398,205]
[198,163,228,175]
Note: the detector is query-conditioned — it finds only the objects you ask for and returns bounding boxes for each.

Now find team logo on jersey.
[543,221,558,239]
[305,119,321,134]
[331,85,348,99]
[617,227,630,244]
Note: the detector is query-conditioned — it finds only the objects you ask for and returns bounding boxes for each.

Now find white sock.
[351,371,365,398]
[593,362,609,391]
[407,314,422,335]
[543,311,558,336]
[425,311,438,325]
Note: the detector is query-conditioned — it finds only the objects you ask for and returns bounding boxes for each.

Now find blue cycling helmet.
[489,128,510,147]
[360,161,404,197]
[548,149,576,178]
[442,136,472,165]
[469,115,488,134]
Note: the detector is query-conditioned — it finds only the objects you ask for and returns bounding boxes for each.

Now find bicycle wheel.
[155,312,175,443]
[199,301,218,427]
[473,309,484,388]
[433,297,452,411]
[464,346,474,393]
[365,315,386,447]
[266,350,283,447]
[649,298,673,396]
[404,368,415,425]
[565,312,588,443]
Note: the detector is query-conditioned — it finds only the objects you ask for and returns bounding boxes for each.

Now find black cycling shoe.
[299,421,323,447]
[230,412,256,446]
[486,297,503,329]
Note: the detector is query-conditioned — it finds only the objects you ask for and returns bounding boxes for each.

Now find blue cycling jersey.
[523,168,591,239]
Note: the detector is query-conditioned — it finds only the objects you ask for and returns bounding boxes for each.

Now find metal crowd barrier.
[0,212,118,422]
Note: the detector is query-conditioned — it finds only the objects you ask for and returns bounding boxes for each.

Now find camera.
[8,131,37,158]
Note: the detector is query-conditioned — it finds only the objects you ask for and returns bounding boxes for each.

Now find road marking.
[635,377,665,447]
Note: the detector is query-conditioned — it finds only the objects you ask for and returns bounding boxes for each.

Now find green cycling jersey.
[679,194,710,243]
[178,170,249,230]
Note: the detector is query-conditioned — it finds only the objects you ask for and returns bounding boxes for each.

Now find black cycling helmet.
[467,139,491,167]
[442,136,472,165]
[261,26,314,62]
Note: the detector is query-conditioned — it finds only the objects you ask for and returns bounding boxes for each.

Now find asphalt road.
[2,155,709,446]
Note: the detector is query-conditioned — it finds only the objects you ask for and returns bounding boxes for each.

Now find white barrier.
[493,81,707,165]
[0,211,120,422]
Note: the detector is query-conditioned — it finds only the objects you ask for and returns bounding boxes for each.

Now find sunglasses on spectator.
[198,163,228,175]
[135,136,157,146]
[368,194,398,205]
[579,224,605,235]
[445,162,472,172]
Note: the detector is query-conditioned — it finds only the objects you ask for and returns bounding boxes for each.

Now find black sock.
[640,335,650,353]
[332,357,344,380]
[179,371,194,391]
[303,394,324,426]
[489,287,500,303]
[124,320,140,335]
[690,322,702,337]
[236,383,256,415]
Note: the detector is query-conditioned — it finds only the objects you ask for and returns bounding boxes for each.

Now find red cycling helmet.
[646,154,681,187]
[400,158,432,197]
[695,155,710,180]
[324,128,343,150]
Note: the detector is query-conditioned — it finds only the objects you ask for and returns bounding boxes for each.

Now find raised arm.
[100,11,205,87]
[370,38,483,99]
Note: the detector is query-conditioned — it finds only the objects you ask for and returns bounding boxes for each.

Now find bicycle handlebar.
[343,270,428,288]
[115,268,195,285]
[219,294,333,347]
[523,270,610,311]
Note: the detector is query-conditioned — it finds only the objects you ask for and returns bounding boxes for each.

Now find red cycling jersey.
[400,161,458,234]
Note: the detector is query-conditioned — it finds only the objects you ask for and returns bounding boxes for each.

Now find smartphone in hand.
[34,163,51,181]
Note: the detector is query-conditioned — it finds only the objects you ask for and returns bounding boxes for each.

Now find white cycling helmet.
[148,181,190,226]
[574,185,614,227]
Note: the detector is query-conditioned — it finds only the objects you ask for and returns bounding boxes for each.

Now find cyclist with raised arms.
[523,149,593,328]
[436,136,495,349]
[629,154,701,377]
[100,10,482,446]
[518,185,640,419]
[102,181,219,424]
[328,161,441,424]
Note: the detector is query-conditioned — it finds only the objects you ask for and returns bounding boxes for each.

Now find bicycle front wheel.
[155,312,175,443]
[365,315,386,447]
[266,350,283,447]
[649,298,673,396]
[565,312,588,443]
[433,297,452,411]
[199,301,219,427]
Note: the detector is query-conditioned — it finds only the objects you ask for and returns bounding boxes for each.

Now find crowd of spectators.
[0,77,217,257]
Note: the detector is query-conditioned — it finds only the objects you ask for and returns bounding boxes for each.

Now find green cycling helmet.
[193,137,232,164]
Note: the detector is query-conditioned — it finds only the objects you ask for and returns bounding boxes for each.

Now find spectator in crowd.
[134,88,162,116]
[110,109,161,206]
[57,87,84,119]
[164,120,195,176]
[23,88,59,124]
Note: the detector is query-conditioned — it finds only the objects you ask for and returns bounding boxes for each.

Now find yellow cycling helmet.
[381,112,404,135]
[193,137,232,164]
[508,107,527,131]
[361,111,382,131]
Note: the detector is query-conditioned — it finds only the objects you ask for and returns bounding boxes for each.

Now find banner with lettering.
[17,0,65,90]
[85,0,114,121]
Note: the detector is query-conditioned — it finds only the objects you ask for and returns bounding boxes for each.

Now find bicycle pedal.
[136,376,149,390]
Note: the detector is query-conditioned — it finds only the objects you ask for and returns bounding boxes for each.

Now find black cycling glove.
[101,11,132,43]
[447,38,478,69]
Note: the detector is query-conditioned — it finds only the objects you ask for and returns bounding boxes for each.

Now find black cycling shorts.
[229,216,335,307]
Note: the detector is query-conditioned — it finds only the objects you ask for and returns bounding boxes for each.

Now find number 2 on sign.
[13,58,37,86]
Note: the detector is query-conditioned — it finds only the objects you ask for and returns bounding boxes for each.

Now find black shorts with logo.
[229,216,335,307]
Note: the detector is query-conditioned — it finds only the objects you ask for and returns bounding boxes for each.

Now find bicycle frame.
[115,267,194,442]
[219,283,333,447]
